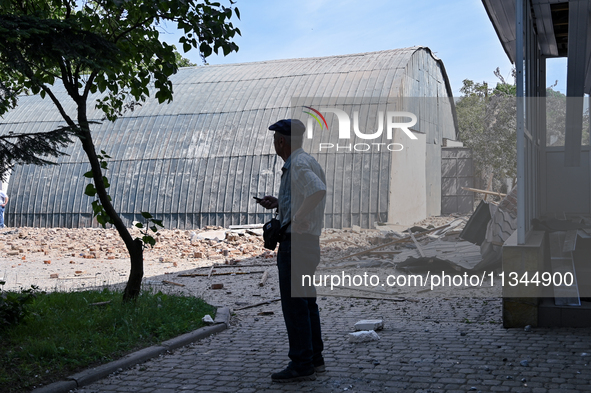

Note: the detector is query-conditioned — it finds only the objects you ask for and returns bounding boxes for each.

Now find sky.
[161,0,568,96]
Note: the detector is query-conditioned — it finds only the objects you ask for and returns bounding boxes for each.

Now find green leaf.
[97,214,107,226]
[135,222,144,228]
[142,235,156,247]
[140,212,152,219]
[83,171,94,178]
[84,184,97,197]
[91,200,103,215]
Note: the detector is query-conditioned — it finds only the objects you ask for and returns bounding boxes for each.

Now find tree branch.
[41,85,77,130]
[113,16,155,43]
[82,70,98,101]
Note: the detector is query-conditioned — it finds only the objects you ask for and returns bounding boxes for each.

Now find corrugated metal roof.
[0,47,456,229]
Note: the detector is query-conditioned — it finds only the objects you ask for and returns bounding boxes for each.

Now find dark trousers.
[276,234,323,372]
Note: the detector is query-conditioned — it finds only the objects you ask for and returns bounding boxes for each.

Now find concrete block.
[354,319,384,331]
[161,323,226,350]
[31,380,77,393]
[70,345,167,386]
[348,330,380,342]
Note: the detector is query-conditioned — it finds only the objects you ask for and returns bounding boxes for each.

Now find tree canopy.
[456,69,517,192]
[0,0,240,300]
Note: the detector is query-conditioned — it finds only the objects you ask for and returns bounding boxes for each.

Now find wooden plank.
[321,237,359,247]
[259,270,270,287]
[228,224,264,230]
[178,271,265,277]
[367,251,402,255]
[461,186,507,198]
[233,297,281,310]
[410,232,425,258]
[162,280,185,287]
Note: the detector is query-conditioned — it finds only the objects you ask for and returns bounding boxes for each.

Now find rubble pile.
[319,215,469,267]
[0,214,478,295]
[0,226,271,266]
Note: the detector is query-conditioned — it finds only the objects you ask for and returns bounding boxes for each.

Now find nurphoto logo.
[302,106,418,152]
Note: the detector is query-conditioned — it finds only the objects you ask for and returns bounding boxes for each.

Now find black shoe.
[314,359,326,373]
[271,366,317,383]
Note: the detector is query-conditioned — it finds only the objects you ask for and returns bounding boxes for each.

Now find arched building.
[0,47,458,229]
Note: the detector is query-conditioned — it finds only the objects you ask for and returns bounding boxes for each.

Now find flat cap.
[268,119,306,136]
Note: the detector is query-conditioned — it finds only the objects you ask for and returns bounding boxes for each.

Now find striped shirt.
[278,148,326,236]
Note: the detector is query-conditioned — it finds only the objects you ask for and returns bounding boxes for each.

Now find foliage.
[83,150,164,246]
[456,68,517,191]
[456,69,589,193]
[0,288,215,392]
[0,0,240,299]
[0,127,73,181]
[83,149,113,226]
[0,0,241,120]
[175,50,198,67]
[134,211,164,248]
[0,282,39,329]
[545,88,590,147]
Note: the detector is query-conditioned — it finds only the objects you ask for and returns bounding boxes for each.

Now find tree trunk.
[77,118,144,301]
[124,238,145,301]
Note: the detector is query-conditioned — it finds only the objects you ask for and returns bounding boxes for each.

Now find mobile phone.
[253,196,263,202]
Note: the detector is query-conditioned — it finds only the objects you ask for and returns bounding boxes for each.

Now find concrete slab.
[31,380,77,393]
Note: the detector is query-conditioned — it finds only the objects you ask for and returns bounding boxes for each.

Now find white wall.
[388,131,427,225]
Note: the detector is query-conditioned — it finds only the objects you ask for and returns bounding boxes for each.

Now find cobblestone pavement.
[75,296,591,393]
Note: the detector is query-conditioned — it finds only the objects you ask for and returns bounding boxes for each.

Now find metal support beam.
[516,0,526,245]
[564,0,589,167]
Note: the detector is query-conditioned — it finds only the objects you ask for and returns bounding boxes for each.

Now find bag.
[262,211,290,250]
[263,217,282,250]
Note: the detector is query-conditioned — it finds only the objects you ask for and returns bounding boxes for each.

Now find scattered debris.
[202,315,214,324]
[210,283,224,290]
[162,280,185,287]
[233,297,281,311]
[178,271,264,277]
[257,311,274,316]
[354,319,384,331]
[348,330,380,343]
[461,186,507,198]
[259,270,270,287]
[89,301,112,307]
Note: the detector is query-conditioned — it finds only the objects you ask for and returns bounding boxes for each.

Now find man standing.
[257,119,326,383]
[0,189,7,228]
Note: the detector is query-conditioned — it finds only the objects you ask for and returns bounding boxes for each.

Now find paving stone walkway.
[75,296,591,393]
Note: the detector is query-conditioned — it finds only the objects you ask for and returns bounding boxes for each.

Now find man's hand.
[257,195,278,209]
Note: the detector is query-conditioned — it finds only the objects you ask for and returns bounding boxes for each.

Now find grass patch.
[0,287,215,392]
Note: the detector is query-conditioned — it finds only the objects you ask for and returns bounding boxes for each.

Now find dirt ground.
[0,215,501,307]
